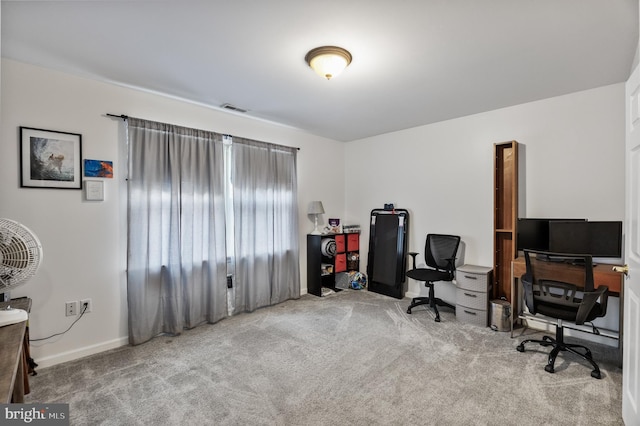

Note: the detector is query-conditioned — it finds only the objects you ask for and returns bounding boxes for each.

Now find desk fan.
[0,218,43,327]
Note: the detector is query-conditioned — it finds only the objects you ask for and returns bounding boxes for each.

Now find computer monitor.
[548,221,623,258]
[517,218,586,252]
[517,219,549,251]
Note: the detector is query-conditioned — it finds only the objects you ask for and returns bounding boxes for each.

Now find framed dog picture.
[20,127,82,189]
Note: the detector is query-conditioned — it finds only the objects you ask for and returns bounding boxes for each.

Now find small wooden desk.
[511,257,624,359]
[0,298,32,403]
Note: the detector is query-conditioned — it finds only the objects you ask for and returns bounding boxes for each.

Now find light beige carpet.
[26,289,622,425]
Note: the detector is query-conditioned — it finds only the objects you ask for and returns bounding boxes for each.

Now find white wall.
[345,84,625,309]
[0,59,346,367]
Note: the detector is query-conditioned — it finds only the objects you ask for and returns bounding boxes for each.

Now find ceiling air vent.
[221,103,248,113]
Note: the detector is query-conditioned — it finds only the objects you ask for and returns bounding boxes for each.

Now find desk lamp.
[308,201,325,235]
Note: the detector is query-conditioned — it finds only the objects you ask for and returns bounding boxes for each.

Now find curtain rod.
[107,113,128,120]
[106,113,300,150]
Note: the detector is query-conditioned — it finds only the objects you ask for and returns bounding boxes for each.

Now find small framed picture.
[84,159,113,178]
[20,127,82,189]
[84,180,104,201]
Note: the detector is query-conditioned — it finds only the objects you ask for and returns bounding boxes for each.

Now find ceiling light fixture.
[305,46,352,80]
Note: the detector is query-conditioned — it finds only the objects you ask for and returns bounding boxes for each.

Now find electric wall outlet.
[65,301,78,317]
[80,298,92,313]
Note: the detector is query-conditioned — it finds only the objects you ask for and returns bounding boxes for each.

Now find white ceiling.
[2,1,638,142]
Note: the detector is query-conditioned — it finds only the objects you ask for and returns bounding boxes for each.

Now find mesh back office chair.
[516,249,609,379]
[406,234,460,322]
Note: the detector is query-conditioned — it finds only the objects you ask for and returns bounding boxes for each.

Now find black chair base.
[406,284,455,322]
[516,325,602,379]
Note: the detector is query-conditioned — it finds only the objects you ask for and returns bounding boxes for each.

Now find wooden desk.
[511,257,624,360]
[0,298,32,403]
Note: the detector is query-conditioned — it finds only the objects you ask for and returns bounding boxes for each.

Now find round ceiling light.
[305,46,352,80]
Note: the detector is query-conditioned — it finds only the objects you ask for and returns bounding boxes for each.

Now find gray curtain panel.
[126,118,227,345]
[231,137,300,313]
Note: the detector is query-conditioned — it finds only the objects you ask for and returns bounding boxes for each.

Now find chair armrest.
[597,285,610,314]
[407,252,419,270]
[521,273,536,315]
[444,256,457,279]
[576,285,609,325]
[445,257,457,269]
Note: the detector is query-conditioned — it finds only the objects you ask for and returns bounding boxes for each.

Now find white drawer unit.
[456,264,492,327]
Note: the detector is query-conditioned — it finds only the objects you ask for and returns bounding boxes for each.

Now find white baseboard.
[34,336,129,369]
[405,291,418,299]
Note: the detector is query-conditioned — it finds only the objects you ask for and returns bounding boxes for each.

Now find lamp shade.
[308,201,325,215]
[305,46,352,80]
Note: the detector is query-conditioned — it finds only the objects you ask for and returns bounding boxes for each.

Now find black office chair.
[516,249,609,379]
[406,234,460,322]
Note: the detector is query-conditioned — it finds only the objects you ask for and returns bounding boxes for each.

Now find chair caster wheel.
[544,365,555,374]
[407,308,412,314]
[516,344,525,352]
[591,370,602,379]
[435,316,441,322]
